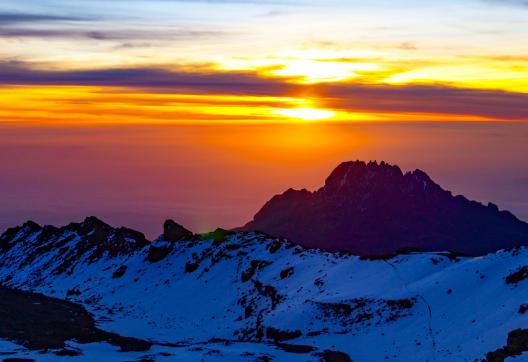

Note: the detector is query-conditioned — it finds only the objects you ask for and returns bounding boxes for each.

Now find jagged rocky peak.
[146,220,194,263]
[63,216,112,235]
[60,216,149,249]
[77,219,150,258]
[163,219,194,242]
[324,160,403,190]
[322,160,442,195]
[83,215,110,228]
[22,220,42,231]
[0,222,39,250]
[0,217,151,268]
[242,160,528,256]
[1,220,41,239]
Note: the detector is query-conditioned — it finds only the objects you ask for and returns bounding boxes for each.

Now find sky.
[1,0,528,235]
[2,122,528,238]
[0,0,527,123]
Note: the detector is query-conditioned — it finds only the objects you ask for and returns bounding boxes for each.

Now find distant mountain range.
[0,217,527,360]
[242,160,528,256]
[1,160,528,360]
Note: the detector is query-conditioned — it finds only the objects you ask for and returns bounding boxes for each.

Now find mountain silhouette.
[241,160,528,255]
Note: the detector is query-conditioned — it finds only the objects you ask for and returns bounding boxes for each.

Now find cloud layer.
[1,62,528,121]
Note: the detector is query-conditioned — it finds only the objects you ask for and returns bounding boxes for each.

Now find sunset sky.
[1,0,528,235]
[0,0,527,123]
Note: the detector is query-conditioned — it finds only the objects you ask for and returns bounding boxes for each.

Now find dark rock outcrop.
[0,287,151,352]
[266,327,302,342]
[518,304,528,315]
[317,350,353,362]
[0,218,194,268]
[505,266,528,285]
[145,220,194,263]
[241,160,528,256]
[0,217,150,274]
[146,245,172,263]
[62,216,150,260]
[485,329,528,362]
[163,219,194,242]
[112,265,128,279]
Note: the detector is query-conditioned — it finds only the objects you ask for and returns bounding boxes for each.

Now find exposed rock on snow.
[163,219,194,242]
[0,286,151,353]
[485,329,528,362]
[1,218,528,361]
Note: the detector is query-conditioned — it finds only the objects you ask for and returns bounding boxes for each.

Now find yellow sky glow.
[0,85,500,125]
[272,107,335,121]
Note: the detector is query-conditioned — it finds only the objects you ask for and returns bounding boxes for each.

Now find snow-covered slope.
[0,218,527,361]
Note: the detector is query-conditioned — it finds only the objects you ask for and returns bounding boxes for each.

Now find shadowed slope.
[0,287,151,353]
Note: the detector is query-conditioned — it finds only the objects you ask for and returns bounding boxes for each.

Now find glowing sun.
[273,107,335,121]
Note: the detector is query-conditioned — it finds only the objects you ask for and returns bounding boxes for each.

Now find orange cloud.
[1,63,528,124]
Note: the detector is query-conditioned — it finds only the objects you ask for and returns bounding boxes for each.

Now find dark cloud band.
[0,62,290,96]
[319,84,528,121]
[0,13,89,25]
[1,62,527,121]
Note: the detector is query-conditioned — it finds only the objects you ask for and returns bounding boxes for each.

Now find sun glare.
[270,60,360,83]
[215,49,382,84]
[273,107,335,121]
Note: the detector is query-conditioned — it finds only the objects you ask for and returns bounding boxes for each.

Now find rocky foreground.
[0,218,527,361]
